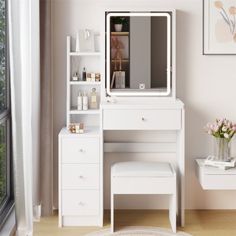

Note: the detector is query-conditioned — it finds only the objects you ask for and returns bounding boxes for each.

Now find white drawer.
[62,190,99,216]
[61,138,99,163]
[62,164,99,190]
[103,109,181,130]
[196,159,236,190]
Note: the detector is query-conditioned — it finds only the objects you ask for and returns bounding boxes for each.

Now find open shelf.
[69,108,101,115]
[69,52,101,56]
[70,81,101,85]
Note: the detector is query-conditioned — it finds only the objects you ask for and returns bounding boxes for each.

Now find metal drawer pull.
[79,149,85,153]
[78,175,84,179]
[141,117,145,121]
[78,201,84,206]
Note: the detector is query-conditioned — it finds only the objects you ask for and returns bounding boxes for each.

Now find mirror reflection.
[107,13,171,95]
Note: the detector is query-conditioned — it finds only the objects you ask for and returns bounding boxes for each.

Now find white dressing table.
[58,9,185,228]
[102,99,185,226]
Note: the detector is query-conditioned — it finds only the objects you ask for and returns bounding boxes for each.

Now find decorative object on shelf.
[68,123,84,134]
[111,37,124,60]
[204,155,236,170]
[90,88,98,109]
[95,73,101,82]
[111,58,125,89]
[82,67,87,81]
[76,29,95,52]
[203,0,236,55]
[91,73,96,82]
[75,31,80,52]
[82,92,88,110]
[86,72,100,82]
[86,73,92,82]
[72,72,79,81]
[112,17,128,32]
[77,91,82,110]
[204,118,236,161]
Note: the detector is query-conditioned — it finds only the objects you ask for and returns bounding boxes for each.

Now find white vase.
[114,24,123,32]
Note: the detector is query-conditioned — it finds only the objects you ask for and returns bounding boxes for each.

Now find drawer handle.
[78,201,85,206]
[78,175,84,179]
[141,117,145,121]
[79,149,85,153]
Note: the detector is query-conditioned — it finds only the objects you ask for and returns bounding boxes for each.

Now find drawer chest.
[58,128,102,226]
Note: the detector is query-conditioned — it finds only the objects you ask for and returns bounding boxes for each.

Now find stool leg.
[111,193,114,233]
[169,194,176,233]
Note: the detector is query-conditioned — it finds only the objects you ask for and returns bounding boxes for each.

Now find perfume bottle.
[72,72,79,81]
[90,88,98,109]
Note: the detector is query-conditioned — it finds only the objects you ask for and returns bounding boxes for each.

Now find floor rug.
[84,226,192,236]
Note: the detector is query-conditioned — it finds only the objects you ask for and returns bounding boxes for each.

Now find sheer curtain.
[8,0,40,235]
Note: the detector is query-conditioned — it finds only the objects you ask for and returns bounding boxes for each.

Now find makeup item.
[82,92,88,110]
[86,73,92,82]
[69,123,84,134]
[72,72,79,81]
[90,88,98,109]
[95,73,101,82]
[91,73,96,82]
[77,91,82,110]
[82,67,86,81]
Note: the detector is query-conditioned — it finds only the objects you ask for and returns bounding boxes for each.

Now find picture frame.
[203,0,236,55]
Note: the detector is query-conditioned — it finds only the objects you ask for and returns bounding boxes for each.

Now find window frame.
[0,0,14,229]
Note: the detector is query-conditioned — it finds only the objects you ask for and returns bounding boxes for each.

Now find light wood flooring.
[33,210,236,236]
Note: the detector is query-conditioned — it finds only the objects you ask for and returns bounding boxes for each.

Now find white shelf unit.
[59,36,103,227]
[66,36,102,128]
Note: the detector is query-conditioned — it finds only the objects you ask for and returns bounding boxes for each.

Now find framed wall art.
[203,0,236,55]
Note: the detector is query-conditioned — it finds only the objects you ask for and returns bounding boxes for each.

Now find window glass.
[0,121,6,205]
[0,0,6,113]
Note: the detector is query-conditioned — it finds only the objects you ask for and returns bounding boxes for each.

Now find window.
[0,0,14,228]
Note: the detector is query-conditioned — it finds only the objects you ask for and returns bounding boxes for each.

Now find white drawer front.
[103,109,181,130]
[62,190,99,216]
[62,164,99,190]
[62,138,99,163]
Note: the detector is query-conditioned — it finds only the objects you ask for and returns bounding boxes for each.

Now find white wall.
[52,0,236,209]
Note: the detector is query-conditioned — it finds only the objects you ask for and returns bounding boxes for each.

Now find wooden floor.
[34,210,236,236]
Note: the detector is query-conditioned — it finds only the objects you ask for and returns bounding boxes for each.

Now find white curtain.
[8,0,40,235]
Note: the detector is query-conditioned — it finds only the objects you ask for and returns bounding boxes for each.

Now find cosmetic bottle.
[90,88,98,109]
[82,92,88,110]
[82,67,86,81]
[77,91,82,110]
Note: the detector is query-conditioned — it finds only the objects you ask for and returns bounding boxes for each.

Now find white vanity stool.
[111,161,177,233]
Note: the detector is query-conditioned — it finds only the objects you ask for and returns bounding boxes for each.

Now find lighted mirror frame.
[106,12,171,97]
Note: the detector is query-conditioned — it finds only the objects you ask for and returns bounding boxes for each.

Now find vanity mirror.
[106,12,173,97]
